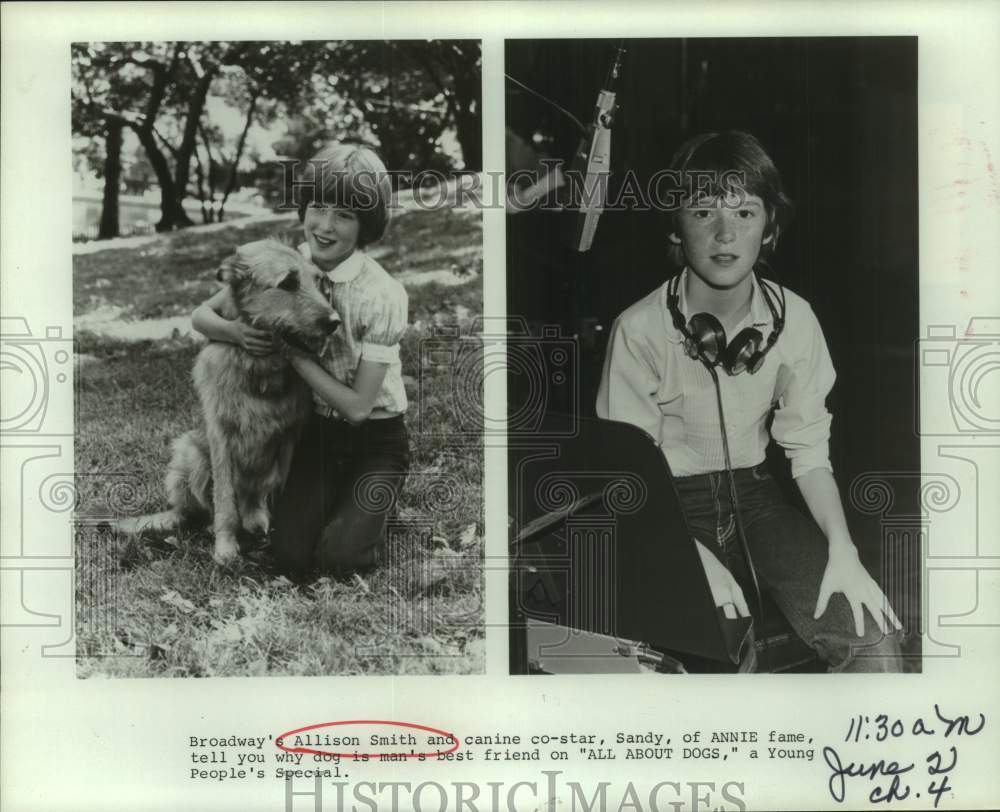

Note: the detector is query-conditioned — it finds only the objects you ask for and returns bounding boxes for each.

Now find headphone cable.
[706,364,772,673]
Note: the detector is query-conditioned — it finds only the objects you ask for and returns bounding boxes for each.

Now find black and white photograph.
[4,3,1000,810]
[70,39,485,677]
[506,37,921,674]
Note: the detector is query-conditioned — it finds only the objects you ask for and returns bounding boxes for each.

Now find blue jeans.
[673,464,902,673]
[271,413,410,579]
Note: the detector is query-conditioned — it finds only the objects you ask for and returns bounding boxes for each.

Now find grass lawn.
[74,205,484,677]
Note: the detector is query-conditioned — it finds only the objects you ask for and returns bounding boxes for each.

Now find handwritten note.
[824,704,986,806]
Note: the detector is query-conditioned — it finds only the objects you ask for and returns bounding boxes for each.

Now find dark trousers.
[271,412,410,578]
[673,464,902,672]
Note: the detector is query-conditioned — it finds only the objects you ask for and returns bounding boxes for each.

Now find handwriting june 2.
[824,704,986,807]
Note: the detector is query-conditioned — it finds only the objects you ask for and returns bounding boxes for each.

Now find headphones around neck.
[666,272,786,376]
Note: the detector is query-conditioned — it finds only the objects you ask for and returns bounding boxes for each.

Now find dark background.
[506,38,920,646]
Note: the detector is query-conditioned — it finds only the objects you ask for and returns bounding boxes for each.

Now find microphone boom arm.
[567,42,625,253]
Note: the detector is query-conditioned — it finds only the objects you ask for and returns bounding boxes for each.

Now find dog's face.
[217,240,341,354]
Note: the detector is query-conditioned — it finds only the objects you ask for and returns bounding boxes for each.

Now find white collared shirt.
[299,243,409,416]
[596,269,836,478]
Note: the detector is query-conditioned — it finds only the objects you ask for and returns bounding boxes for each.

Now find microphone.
[564,42,625,252]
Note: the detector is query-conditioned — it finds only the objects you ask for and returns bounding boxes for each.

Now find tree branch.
[152,125,179,158]
[219,89,259,219]
[394,43,458,120]
[199,122,220,197]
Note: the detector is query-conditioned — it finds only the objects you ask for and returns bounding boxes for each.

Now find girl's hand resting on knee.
[695,540,750,620]
[814,543,903,637]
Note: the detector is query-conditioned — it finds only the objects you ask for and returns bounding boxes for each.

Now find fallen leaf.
[458,524,479,549]
[160,590,196,614]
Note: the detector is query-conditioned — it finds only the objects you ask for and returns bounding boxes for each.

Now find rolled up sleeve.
[596,316,663,443]
[770,304,837,478]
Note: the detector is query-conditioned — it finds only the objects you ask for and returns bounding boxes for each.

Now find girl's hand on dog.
[233,323,275,356]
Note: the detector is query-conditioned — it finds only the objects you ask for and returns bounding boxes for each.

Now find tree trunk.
[172,72,215,224]
[397,42,483,172]
[218,91,258,222]
[192,142,213,224]
[135,49,191,231]
[199,122,221,220]
[97,119,124,240]
[452,105,482,171]
[450,69,482,171]
[159,194,195,232]
[132,126,193,231]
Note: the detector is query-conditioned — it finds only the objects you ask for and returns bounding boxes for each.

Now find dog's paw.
[241,508,270,537]
[212,534,241,565]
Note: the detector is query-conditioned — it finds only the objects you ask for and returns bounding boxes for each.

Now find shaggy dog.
[120,239,339,563]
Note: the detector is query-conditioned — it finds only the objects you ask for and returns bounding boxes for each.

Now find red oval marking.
[274,720,459,759]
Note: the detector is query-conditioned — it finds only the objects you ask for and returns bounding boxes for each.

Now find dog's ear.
[276,269,300,292]
[217,255,249,285]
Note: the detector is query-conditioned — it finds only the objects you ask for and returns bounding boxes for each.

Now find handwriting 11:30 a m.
[844,705,986,743]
